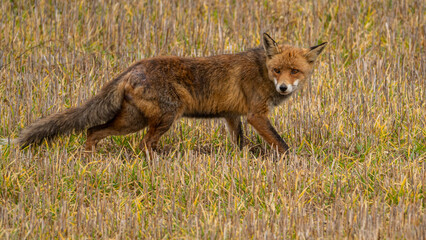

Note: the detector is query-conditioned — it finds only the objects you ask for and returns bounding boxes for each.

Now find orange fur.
[18,33,327,154]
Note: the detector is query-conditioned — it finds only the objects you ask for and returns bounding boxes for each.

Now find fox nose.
[279,85,288,92]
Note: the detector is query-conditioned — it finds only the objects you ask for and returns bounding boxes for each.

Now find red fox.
[14,33,326,154]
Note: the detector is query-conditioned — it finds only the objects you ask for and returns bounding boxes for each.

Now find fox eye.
[273,68,281,74]
[290,69,300,74]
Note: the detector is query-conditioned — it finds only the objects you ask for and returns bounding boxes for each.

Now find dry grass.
[0,0,425,239]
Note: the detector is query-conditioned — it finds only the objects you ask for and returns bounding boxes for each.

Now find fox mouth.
[274,78,299,95]
[278,89,293,95]
[277,86,296,95]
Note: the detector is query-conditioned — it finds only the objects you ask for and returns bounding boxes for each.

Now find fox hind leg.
[140,113,179,152]
[85,101,147,151]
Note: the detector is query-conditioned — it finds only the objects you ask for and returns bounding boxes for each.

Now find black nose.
[279,85,288,92]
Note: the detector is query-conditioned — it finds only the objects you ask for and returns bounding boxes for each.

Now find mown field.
[0,0,425,239]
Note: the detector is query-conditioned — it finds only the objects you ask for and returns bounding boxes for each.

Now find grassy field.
[0,0,425,238]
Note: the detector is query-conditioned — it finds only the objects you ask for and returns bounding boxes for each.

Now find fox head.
[263,33,327,95]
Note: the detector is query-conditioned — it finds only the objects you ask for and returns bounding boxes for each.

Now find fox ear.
[263,33,279,58]
[305,42,328,63]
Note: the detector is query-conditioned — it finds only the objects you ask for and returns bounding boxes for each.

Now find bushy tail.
[17,79,125,148]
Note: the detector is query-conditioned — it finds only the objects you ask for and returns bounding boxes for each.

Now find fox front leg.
[247,113,289,154]
[224,116,244,149]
